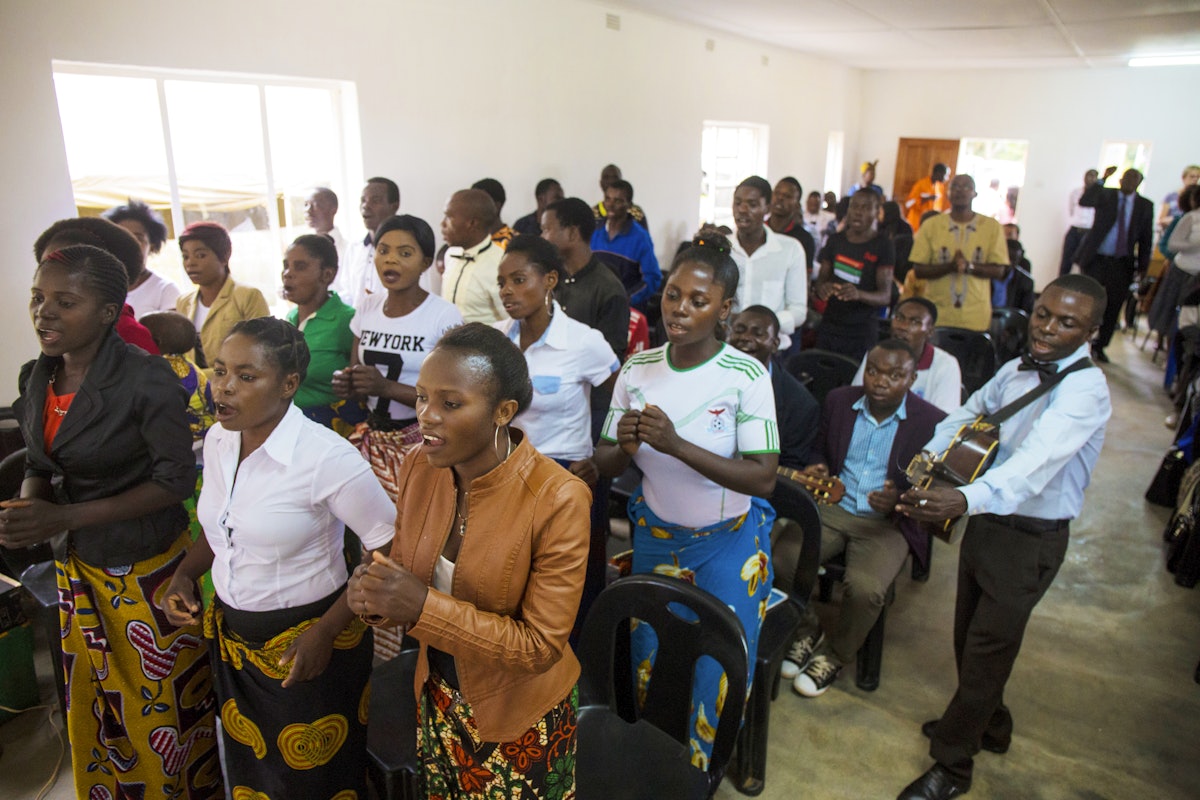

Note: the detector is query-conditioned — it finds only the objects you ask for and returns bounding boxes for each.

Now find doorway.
[894,138,960,205]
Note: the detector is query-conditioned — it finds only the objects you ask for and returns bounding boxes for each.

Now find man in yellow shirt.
[909,176,1010,331]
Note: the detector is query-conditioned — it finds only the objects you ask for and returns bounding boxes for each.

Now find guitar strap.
[980,356,1096,428]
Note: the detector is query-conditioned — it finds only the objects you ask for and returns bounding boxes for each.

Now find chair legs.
[731,656,778,796]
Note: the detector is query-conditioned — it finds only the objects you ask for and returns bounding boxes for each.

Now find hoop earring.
[494,423,514,462]
[545,290,554,316]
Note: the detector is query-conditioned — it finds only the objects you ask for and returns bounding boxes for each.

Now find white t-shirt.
[351,292,463,421]
[494,302,620,461]
[602,343,779,527]
[193,299,210,331]
[852,343,963,413]
[200,405,396,612]
[127,271,181,319]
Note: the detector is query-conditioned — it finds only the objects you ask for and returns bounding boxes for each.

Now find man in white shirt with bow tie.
[440,188,506,324]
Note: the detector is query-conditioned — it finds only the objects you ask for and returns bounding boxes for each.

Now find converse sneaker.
[780,631,824,681]
[793,654,841,697]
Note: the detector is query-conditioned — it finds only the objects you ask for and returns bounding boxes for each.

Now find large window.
[52,62,360,312]
[957,138,1030,223]
[1099,140,1153,178]
[699,122,769,230]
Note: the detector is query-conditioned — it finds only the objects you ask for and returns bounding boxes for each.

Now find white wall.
[0,0,859,388]
[858,66,1200,289]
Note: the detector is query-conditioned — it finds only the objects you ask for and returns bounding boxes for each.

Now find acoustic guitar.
[905,418,999,544]
[777,466,846,505]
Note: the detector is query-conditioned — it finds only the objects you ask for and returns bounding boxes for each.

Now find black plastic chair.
[932,327,996,397]
[731,477,822,796]
[365,647,421,800]
[593,250,648,303]
[0,447,66,722]
[784,349,860,407]
[989,308,1029,365]
[576,574,749,800]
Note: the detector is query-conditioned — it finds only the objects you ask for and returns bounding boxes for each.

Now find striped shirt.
[602,342,778,527]
[839,395,907,517]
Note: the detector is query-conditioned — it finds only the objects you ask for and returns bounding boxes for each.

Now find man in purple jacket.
[782,338,946,698]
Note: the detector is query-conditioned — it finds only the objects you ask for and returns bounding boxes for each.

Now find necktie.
[1018,352,1059,384]
[1115,195,1129,256]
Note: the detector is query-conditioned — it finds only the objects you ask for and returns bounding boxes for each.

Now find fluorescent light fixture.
[1129,54,1200,67]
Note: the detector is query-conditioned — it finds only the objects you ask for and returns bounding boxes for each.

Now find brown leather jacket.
[388,435,590,741]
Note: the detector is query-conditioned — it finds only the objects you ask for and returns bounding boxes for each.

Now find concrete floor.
[2,327,1199,799]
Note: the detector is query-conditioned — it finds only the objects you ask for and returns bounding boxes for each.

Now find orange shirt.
[906,177,946,231]
[43,383,74,453]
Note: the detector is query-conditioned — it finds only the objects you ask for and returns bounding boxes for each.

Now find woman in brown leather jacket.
[348,322,591,798]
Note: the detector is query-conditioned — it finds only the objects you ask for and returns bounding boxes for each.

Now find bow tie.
[1018,353,1059,383]
[451,241,492,264]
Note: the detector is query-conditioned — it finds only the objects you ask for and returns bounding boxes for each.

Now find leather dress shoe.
[921,719,1009,754]
[897,764,970,799]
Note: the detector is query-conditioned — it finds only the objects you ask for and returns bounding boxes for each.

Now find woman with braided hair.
[160,317,396,798]
[595,232,780,768]
[0,243,222,798]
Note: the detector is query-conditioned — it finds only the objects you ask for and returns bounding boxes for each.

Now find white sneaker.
[793,654,841,697]
[779,631,824,681]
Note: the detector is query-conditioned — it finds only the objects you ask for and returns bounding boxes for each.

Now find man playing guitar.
[779,339,946,698]
[894,275,1112,800]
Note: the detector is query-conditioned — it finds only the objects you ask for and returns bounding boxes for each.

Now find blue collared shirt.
[1098,192,1135,257]
[839,395,907,517]
[923,343,1111,520]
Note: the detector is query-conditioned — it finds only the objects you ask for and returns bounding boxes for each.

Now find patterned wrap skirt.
[417,669,578,799]
[627,489,775,769]
[57,530,223,800]
[348,417,423,503]
[203,589,373,799]
[300,397,369,440]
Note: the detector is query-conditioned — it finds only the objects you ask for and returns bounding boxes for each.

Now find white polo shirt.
[199,404,396,612]
[494,302,620,462]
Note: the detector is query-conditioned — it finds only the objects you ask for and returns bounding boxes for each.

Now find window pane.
[265,85,342,235]
[52,73,170,213]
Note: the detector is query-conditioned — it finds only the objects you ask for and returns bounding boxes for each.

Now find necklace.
[48,366,69,416]
[453,486,469,538]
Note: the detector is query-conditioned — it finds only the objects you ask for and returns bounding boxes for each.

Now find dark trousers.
[1082,254,1136,348]
[929,514,1070,781]
[1059,227,1089,276]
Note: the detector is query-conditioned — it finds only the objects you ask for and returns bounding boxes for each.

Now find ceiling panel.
[601,0,1200,68]
[841,0,1049,30]
[1049,0,1200,24]
[906,25,1075,57]
[1067,12,1200,55]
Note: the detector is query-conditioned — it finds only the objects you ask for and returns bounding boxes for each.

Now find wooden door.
[894,138,960,203]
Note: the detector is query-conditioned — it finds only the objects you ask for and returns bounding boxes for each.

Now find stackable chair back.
[575,574,749,799]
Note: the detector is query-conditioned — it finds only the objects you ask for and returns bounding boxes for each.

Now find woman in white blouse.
[160,317,395,799]
[492,234,620,628]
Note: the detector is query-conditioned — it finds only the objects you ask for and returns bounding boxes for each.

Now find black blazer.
[812,386,946,566]
[771,360,820,471]
[14,329,195,566]
[1075,181,1155,273]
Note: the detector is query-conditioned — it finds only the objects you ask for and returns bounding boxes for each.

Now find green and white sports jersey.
[602,342,779,527]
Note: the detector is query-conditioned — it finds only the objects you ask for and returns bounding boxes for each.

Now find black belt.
[979,513,1070,535]
[216,586,344,646]
[428,645,459,689]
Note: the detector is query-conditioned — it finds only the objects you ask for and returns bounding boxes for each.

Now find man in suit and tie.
[1072,166,1154,362]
